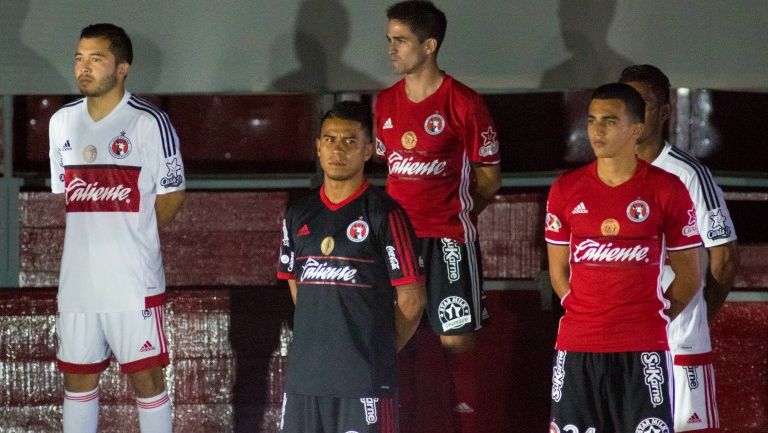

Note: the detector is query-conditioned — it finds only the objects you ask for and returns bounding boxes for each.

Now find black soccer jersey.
[277,181,423,398]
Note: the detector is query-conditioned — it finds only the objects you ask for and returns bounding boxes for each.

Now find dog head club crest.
[627,199,650,223]
[109,131,132,159]
[424,113,445,135]
[347,218,370,243]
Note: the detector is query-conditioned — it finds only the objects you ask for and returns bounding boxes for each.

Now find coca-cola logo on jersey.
[572,238,658,265]
[299,258,358,283]
[64,165,140,213]
[387,151,447,177]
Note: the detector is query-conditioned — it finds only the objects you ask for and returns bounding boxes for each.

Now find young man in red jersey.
[545,82,703,433]
[374,2,501,433]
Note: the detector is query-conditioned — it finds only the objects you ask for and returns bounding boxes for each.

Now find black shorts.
[418,237,487,335]
[280,392,398,433]
[549,350,674,433]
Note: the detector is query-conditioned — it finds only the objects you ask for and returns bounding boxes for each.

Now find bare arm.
[471,163,501,214]
[155,190,185,230]
[665,247,702,320]
[547,244,571,300]
[288,279,298,305]
[704,241,740,322]
[394,282,427,352]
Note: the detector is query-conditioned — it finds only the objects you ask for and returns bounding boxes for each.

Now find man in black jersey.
[277,101,427,433]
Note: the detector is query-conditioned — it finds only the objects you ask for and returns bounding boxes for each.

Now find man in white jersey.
[48,23,185,433]
[619,64,740,432]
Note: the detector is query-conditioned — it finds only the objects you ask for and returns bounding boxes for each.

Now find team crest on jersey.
[375,138,386,156]
[545,213,562,233]
[401,131,417,149]
[359,398,379,425]
[706,209,730,240]
[627,199,650,222]
[635,417,669,433]
[601,218,620,236]
[438,296,471,331]
[424,113,445,135]
[479,126,500,157]
[321,236,335,255]
[83,144,98,163]
[347,219,370,243]
[108,131,132,159]
[161,157,184,187]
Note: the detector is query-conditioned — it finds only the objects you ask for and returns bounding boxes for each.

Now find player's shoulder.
[50,97,85,123]
[656,144,714,184]
[552,163,592,191]
[287,188,322,213]
[376,79,404,101]
[444,75,481,100]
[125,94,171,122]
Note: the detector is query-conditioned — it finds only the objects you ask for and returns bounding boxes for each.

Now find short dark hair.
[320,101,373,141]
[80,23,133,65]
[387,1,447,54]
[591,82,646,124]
[619,64,671,104]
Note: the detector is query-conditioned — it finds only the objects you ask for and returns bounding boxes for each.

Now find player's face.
[75,37,128,97]
[316,118,373,182]
[625,81,670,145]
[587,98,643,159]
[386,20,431,75]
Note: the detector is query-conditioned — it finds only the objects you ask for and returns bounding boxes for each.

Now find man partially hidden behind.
[545,83,703,433]
[49,23,185,432]
[277,101,426,433]
[620,64,740,432]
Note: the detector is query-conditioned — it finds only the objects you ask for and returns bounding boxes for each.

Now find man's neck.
[86,86,126,122]
[596,155,638,187]
[403,62,444,103]
[323,175,365,204]
[635,135,665,164]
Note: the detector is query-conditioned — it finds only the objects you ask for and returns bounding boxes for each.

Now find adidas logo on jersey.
[383,118,393,129]
[140,341,156,352]
[688,413,703,424]
[298,224,310,236]
[572,202,588,214]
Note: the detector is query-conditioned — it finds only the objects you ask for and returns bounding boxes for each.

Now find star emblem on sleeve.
[479,126,500,157]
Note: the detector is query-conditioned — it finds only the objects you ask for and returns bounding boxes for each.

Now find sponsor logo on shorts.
[707,209,731,240]
[551,351,566,402]
[140,340,156,353]
[424,113,445,135]
[438,296,471,331]
[142,309,152,319]
[359,398,379,425]
[441,238,462,282]
[688,412,703,424]
[683,366,699,390]
[161,157,184,187]
[347,219,369,243]
[635,417,669,433]
[641,352,666,407]
[385,245,400,270]
[108,132,132,159]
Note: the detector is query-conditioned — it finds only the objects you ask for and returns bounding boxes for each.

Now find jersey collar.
[320,180,370,211]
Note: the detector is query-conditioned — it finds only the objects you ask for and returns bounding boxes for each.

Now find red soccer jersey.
[374,75,500,241]
[544,160,702,352]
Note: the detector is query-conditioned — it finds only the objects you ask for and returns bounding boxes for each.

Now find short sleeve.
[379,205,424,287]
[48,115,65,193]
[544,179,570,245]
[142,114,185,195]
[664,180,703,251]
[277,208,296,280]
[464,94,500,165]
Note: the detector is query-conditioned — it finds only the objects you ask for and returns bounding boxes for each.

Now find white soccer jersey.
[653,143,737,354]
[49,92,185,313]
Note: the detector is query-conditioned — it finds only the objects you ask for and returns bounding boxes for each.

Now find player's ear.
[660,102,672,123]
[117,62,130,79]
[316,137,322,156]
[423,38,438,56]
[362,140,373,162]
[631,122,644,139]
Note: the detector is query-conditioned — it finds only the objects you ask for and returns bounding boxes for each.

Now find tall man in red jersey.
[374,2,502,433]
[545,83,703,433]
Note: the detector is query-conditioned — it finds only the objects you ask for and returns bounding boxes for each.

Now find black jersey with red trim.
[277,181,423,397]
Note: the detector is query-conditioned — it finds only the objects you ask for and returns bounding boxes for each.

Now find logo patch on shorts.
[441,238,462,282]
[140,340,156,353]
[641,352,666,407]
[683,366,699,390]
[359,398,379,425]
[551,351,566,402]
[438,296,471,331]
[142,309,152,319]
[635,417,669,433]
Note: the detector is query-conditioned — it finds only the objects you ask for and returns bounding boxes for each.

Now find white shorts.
[56,306,169,374]
[672,353,720,432]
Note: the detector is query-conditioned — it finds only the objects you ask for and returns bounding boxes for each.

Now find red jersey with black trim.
[277,181,423,397]
[544,160,702,352]
[375,75,500,241]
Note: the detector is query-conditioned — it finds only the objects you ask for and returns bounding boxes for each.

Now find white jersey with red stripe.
[49,92,185,313]
[653,143,737,355]
[374,75,500,242]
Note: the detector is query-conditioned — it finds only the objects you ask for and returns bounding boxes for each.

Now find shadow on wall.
[130,35,164,93]
[268,0,383,92]
[0,0,69,94]
[540,0,634,90]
